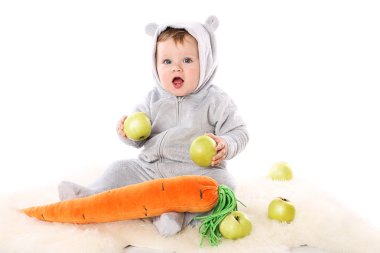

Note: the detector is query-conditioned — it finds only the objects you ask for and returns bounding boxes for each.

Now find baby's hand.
[206,133,228,166]
[117,116,128,139]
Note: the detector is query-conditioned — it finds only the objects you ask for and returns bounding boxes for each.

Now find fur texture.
[1,175,380,253]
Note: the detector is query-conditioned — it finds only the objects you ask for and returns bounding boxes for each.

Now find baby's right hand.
[117,115,128,139]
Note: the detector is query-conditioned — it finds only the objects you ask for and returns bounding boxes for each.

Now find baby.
[58,16,249,238]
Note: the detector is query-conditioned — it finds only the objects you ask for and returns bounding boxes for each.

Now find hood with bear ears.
[145,16,218,95]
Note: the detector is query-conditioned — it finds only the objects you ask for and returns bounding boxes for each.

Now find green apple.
[268,162,293,181]
[219,211,253,240]
[123,112,151,141]
[189,135,217,167]
[268,197,296,223]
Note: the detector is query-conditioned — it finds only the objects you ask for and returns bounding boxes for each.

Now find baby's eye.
[183,58,193,63]
[163,59,172,64]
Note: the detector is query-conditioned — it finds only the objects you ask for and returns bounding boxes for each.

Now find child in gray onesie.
[58,16,249,238]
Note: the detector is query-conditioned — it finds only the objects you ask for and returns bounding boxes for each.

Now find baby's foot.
[184,212,202,228]
[58,181,90,200]
[153,212,184,237]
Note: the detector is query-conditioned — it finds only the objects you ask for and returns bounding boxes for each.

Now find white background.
[1,1,379,229]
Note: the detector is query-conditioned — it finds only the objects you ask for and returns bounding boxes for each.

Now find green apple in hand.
[123,112,151,141]
[268,162,293,181]
[190,135,217,167]
[219,211,253,240]
[268,197,296,223]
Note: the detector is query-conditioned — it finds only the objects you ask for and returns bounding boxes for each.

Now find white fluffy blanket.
[1,177,379,253]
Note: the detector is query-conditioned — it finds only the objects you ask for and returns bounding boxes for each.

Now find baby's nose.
[172,65,182,72]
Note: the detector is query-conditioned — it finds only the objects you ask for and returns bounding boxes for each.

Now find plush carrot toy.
[22,175,240,246]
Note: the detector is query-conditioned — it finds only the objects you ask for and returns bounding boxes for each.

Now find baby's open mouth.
[172,77,184,89]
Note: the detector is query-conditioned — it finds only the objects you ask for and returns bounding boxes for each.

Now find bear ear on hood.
[145,23,159,36]
[204,15,219,33]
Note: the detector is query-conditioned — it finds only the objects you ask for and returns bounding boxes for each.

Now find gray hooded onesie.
[58,16,249,234]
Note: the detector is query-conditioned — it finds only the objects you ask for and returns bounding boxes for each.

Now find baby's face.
[156,35,200,97]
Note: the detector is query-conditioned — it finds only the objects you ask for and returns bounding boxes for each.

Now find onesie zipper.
[176,96,184,124]
[158,97,183,163]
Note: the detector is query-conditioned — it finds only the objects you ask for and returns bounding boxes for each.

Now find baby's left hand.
[206,133,228,166]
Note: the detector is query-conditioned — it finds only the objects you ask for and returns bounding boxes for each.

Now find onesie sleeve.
[210,92,249,160]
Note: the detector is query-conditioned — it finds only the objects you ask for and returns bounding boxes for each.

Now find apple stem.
[193,185,238,247]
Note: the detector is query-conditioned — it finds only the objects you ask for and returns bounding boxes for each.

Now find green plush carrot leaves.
[194,185,240,246]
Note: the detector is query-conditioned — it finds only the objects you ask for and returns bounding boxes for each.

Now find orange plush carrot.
[22,175,239,246]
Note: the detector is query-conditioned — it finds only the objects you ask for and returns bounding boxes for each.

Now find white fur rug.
[1,177,379,253]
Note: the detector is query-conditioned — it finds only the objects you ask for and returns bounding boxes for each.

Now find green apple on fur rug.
[268,197,296,223]
[219,211,253,240]
[268,162,293,181]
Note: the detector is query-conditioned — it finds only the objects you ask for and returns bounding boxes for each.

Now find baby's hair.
[157,27,195,45]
